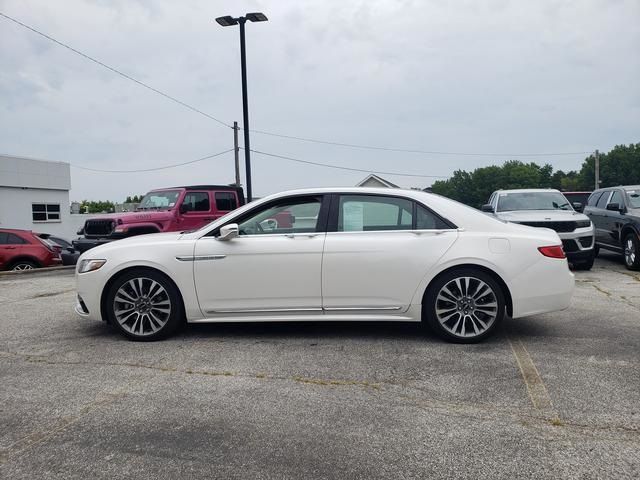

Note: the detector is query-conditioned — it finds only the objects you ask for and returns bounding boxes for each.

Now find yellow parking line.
[508,335,562,425]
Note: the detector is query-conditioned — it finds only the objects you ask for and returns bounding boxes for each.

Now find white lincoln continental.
[75,188,574,343]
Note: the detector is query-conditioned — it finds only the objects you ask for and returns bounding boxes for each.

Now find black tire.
[593,245,600,257]
[423,268,505,343]
[105,269,183,341]
[571,253,595,271]
[10,260,38,271]
[623,233,640,271]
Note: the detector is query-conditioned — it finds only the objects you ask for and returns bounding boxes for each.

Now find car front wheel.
[424,268,505,343]
[106,269,182,341]
[623,233,640,270]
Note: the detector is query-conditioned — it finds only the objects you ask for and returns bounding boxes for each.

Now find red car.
[0,229,63,271]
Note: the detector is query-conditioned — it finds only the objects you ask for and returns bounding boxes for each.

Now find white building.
[0,154,72,237]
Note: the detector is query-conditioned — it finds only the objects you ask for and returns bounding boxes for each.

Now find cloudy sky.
[1,0,638,202]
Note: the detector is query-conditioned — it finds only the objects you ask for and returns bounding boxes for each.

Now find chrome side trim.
[176,255,226,262]
[206,306,403,314]
[322,306,403,311]
[206,307,323,314]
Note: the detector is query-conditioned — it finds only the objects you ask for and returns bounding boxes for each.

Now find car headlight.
[77,259,107,273]
[575,220,592,228]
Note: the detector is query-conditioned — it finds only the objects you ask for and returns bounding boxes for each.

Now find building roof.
[0,154,70,191]
[355,174,399,188]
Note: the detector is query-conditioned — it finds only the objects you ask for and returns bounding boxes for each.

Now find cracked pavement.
[1,253,639,479]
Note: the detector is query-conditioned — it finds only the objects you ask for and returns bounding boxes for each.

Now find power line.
[247,148,449,178]
[0,11,232,128]
[249,129,593,157]
[71,149,234,173]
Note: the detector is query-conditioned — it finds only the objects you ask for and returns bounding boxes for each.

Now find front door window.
[237,196,322,235]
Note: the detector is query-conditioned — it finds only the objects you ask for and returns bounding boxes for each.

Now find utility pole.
[233,121,241,187]
[594,149,600,190]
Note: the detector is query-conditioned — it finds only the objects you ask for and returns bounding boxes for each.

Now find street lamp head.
[215,16,238,27]
[245,12,268,22]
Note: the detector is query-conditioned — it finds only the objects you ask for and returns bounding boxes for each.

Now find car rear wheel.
[623,233,640,270]
[423,268,505,343]
[106,269,182,341]
[10,260,38,271]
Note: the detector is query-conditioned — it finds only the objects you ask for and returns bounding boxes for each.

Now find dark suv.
[583,185,640,270]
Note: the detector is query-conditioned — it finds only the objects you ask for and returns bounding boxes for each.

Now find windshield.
[138,190,181,210]
[626,189,640,208]
[497,192,572,212]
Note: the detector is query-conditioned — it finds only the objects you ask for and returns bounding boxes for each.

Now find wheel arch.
[99,265,186,324]
[621,225,640,244]
[8,256,42,269]
[421,263,513,318]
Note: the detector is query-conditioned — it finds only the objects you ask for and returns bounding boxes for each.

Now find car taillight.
[538,245,566,259]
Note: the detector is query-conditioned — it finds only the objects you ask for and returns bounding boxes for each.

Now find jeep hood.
[92,210,175,225]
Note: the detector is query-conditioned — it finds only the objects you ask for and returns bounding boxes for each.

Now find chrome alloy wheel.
[435,276,498,338]
[624,237,636,267]
[12,263,34,271]
[113,277,171,336]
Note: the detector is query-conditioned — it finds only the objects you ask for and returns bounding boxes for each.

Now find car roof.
[493,188,562,194]
[149,185,243,192]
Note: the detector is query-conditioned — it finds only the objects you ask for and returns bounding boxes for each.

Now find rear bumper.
[510,257,574,318]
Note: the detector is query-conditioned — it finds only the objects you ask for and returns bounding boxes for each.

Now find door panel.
[180,191,214,230]
[193,194,327,315]
[193,234,325,314]
[321,231,457,310]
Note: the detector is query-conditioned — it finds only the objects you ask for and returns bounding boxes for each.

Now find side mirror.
[572,202,583,212]
[606,203,624,213]
[179,204,189,214]
[218,223,239,241]
[481,204,494,213]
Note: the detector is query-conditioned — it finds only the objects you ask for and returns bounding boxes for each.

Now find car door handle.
[5,246,16,250]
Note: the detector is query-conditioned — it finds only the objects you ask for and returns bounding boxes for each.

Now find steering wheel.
[261,218,279,231]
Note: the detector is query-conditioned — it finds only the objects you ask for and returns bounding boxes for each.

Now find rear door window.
[596,191,610,209]
[609,190,624,207]
[215,192,237,211]
[338,195,413,232]
[183,192,210,212]
[587,192,602,207]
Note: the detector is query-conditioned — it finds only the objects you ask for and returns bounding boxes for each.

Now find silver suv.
[483,188,596,270]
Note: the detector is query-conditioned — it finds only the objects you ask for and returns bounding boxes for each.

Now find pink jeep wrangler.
[73,185,245,252]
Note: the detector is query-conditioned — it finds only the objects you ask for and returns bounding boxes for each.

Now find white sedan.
[75,188,574,343]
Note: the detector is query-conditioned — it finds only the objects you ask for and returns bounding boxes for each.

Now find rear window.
[215,192,237,211]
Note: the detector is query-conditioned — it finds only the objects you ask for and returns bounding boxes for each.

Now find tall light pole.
[216,12,268,202]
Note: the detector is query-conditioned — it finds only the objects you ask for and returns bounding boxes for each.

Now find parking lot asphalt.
[1,252,638,479]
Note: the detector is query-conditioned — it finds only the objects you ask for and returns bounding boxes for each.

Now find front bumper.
[72,237,121,253]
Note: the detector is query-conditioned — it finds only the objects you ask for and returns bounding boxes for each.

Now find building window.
[32,203,61,222]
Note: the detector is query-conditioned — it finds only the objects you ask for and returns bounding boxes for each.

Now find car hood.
[79,231,185,259]
[495,210,590,223]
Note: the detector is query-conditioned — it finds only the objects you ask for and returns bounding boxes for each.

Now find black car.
[37,234,80,266]
[583,185,640,270]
